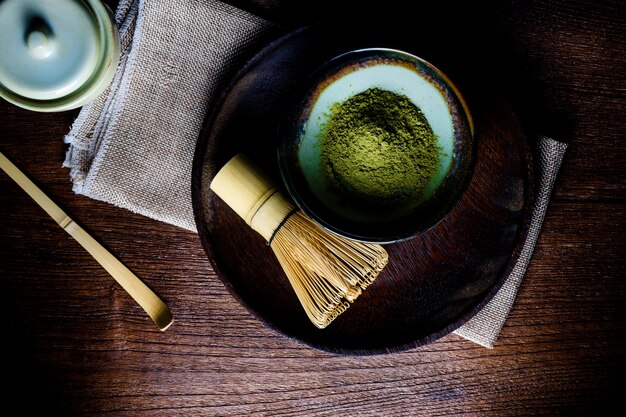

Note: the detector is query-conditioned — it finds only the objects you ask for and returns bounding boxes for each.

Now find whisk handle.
[210,154,294,241]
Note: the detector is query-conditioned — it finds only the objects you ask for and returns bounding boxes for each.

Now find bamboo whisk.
[210,154,388,329]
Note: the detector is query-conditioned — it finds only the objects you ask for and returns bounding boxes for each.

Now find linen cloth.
[64,0,567,348]
[454,136,567,347]
[64,0,272,230]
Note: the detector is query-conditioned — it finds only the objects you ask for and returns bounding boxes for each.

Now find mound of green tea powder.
[320,88,439,205]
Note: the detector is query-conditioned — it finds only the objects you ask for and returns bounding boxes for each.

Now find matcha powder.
[320,88,440,206]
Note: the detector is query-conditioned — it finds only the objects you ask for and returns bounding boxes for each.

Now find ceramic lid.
[0,0,120,112]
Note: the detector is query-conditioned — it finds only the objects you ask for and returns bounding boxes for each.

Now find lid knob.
[26,19,55,59]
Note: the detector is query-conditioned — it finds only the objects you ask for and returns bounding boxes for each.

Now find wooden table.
[1,1,624,415]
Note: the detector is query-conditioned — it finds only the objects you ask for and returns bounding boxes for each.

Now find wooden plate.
[192,27,534,354]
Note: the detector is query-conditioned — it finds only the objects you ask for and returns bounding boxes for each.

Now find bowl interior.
[279,48,475,243]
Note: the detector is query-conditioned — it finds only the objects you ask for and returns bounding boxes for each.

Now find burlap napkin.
[64,0,567,348]
[64,0,272,230]
[454,136,567,347]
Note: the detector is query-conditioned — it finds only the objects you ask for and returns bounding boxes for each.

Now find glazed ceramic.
[0,0,120,112]
[279,49,475,243]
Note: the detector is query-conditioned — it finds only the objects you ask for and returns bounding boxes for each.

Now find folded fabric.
[455,136,567,347]
[65,0,272,230]
[64,0,567,348]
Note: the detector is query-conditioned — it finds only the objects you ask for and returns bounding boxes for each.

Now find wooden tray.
[192,27,534,354]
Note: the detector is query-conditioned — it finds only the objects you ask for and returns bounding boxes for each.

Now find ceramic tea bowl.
[278,48,475,243]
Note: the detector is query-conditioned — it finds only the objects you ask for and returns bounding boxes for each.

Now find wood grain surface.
[1,0,624,415]
[194,26,533,353]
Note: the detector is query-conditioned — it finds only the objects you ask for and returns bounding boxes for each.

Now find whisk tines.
[271,211,388,328]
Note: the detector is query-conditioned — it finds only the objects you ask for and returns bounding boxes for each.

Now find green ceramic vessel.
[0,0,120,112]
[279,48,475,243]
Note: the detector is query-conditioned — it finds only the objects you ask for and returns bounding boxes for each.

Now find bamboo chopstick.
[0,151,173,331]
